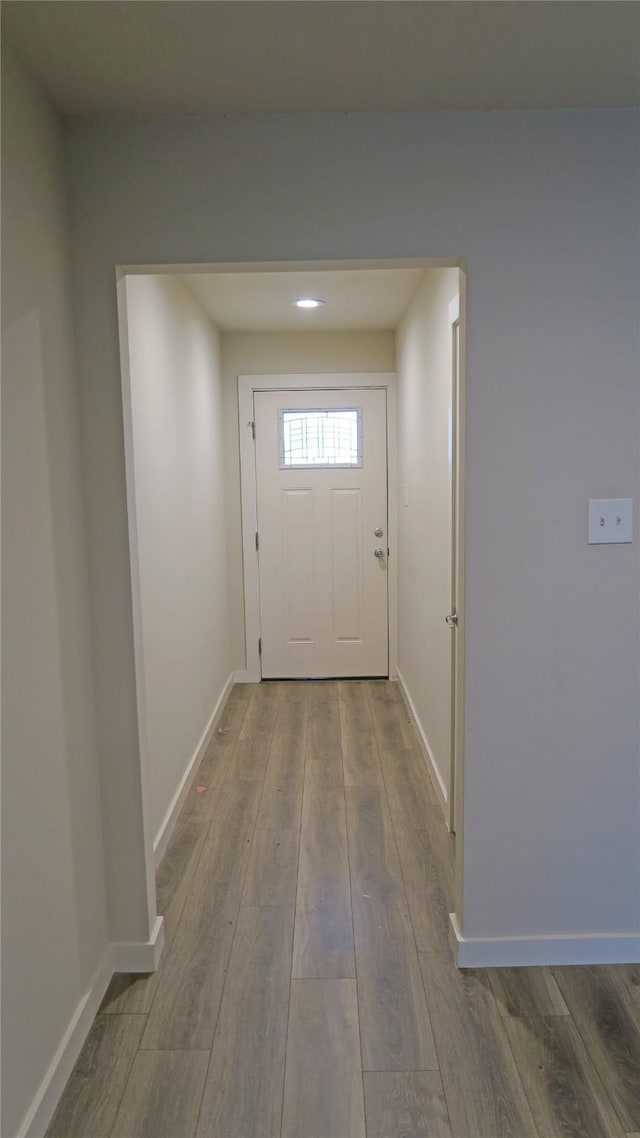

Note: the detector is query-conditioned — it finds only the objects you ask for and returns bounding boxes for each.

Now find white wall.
[396,269,460,801]
[220,330,396,669]
[124,275,231,843]
[63,107,639,951]
[1,53,109,1138]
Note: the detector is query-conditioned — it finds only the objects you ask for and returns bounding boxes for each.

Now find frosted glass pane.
[280,408,362,468]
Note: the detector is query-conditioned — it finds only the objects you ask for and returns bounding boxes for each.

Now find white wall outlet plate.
[588,498,633,544]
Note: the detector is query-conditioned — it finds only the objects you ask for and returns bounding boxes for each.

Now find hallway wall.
[1,53,109,1138]
[396,268,460,802]
[63,106,639,955]
[123,274,231,845]
[220,330,396,669]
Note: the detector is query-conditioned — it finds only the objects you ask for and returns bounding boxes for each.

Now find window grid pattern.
[280,408,362,468]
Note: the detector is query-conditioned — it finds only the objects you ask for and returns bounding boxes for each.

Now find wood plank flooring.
[48,680,640,1138]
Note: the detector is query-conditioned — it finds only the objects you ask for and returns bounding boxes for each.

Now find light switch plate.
[588,498,633,544]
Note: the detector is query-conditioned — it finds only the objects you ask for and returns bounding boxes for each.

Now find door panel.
[283,490,314,643]
[254,388,388,678]
[331,489,363,643]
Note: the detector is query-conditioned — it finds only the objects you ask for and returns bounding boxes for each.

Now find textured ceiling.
[3,1,639,115]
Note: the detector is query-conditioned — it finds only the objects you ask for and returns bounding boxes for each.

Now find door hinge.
[249,420,256,440]
[255,531,259,552]
[258,637,262,656]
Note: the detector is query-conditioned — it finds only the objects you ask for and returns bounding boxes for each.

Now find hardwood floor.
[282,979,365,1137]
[47,680,640,1138]
[363,1070,452,1138]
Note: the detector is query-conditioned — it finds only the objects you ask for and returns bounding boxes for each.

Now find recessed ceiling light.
[294,297,325,309]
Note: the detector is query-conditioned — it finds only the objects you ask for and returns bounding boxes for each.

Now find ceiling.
[2,1,639,115]
[181,267,426,332]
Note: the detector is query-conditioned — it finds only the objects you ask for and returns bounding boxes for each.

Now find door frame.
[449,287,466,846]
[238,372,398,682]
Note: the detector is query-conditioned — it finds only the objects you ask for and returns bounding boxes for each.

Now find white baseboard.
[17,913,166,1138]
[112,914,165,973]
[396,671,449,819]
[232,668,260,683]
[17,947,114,1138]
[153,672,235,867]
[449,913,640,968]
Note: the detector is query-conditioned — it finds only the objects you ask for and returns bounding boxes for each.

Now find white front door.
[254,388,388,678]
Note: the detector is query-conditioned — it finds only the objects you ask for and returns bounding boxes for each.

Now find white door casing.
[238,374,397,683]
[255,388,388,678]
[448,290,465,840]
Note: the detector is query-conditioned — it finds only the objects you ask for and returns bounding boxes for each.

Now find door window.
[279,407,362,468]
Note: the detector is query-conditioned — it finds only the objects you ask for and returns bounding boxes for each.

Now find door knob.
[374,527,384,537]
[445,612,458,628]
[374,548,385,559]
